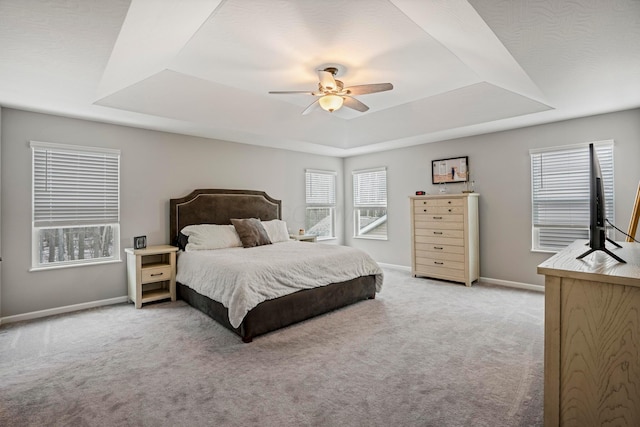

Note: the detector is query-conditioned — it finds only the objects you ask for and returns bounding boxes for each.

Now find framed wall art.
[432,156,469,184]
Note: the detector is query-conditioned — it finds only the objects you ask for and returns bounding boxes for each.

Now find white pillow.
[261,219,290,243]
[181,224,242,251]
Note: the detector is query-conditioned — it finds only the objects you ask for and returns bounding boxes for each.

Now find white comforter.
[176,241,383,328]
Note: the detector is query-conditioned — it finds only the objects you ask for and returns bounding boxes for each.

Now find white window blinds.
[32,141,120,227]
[531,141,614,251]
[353,167,387,207]
[305,169,336,205]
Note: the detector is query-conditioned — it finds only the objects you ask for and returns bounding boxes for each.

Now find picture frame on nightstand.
[133,235,147,249]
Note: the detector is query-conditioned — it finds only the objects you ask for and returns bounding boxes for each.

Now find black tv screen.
[576,143,625,263]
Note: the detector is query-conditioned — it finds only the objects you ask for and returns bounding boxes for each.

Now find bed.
[170,189,383,342]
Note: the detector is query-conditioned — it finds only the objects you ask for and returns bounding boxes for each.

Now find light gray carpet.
[0,267,544,426]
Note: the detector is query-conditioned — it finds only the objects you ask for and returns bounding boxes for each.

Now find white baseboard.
[480,277,544,293]
[377,262,411,272]
[0,272,542,326]
[376,263,543,293]
[0,296,129,325]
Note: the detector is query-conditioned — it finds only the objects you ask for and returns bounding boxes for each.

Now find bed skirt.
[177,275,377,343]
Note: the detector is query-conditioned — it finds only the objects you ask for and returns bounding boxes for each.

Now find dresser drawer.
[415,228,464,239]
[414,205,464,215]
[415,242,465,254]
[414,219,463,230]
[416,256,465,270]
[416,250,465,263]
[413,198,464,208]
[414,264,466,280]
[413,212,464,223]
[415,235,464,246]
[141,264,172,284]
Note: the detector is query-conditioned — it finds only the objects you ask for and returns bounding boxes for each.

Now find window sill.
[30,258,122,272]
[353,236,388,241]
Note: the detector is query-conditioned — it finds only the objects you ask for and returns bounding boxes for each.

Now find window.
[353,167,387,239]
[31,141,121,269]
[531,141,614,252]
[305,169,336,240]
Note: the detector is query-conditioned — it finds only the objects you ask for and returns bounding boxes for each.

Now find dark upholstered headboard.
[169,189,282,245]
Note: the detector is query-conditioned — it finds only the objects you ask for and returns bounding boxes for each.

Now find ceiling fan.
[268,67,393,115]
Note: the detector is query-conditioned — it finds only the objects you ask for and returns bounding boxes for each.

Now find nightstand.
[289,234,317,243]
[125,245,178,308]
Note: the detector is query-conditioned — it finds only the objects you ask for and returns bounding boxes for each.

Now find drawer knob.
[434,246,443,250]
[433,231,443,235]
[433,216,442,220]
[150,272,164,277]
[423,201,426,205]
[448,209,452,212]
[448,201,452,204]
[423,209,427,212]
[434,261,444,265]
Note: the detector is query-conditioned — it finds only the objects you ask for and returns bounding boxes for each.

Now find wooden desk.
[538,240,640,426]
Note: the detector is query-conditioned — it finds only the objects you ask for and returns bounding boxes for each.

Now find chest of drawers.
[410,194,479,286]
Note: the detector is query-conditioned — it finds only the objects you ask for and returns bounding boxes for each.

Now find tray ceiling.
[1,0,639,156]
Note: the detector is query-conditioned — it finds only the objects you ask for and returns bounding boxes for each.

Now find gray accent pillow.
[231,218,272,248]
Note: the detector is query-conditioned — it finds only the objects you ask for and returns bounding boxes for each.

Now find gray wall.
[345,109,640,286]
[0,109,343,317]
[2,107,639,318]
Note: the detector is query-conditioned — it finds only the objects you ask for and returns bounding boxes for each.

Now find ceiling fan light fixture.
[269,65,392,115]
[319,94,343,112]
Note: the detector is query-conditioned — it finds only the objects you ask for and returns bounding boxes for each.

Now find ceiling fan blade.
[268,90,314,94]
[317,70,337,91]
[342,95,369,112]
[344,83,393,95]
[302,99,320,115]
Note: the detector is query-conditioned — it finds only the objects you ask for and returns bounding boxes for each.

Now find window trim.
[530,140,614,253]
[352,166,388,240]
[31,141,121,270]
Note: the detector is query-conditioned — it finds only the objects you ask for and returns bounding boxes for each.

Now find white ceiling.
[1,0,639,157]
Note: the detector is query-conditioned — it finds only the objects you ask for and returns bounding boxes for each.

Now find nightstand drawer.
[141,264,172,284]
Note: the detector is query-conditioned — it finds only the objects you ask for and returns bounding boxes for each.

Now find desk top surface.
[538,240,640,287]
